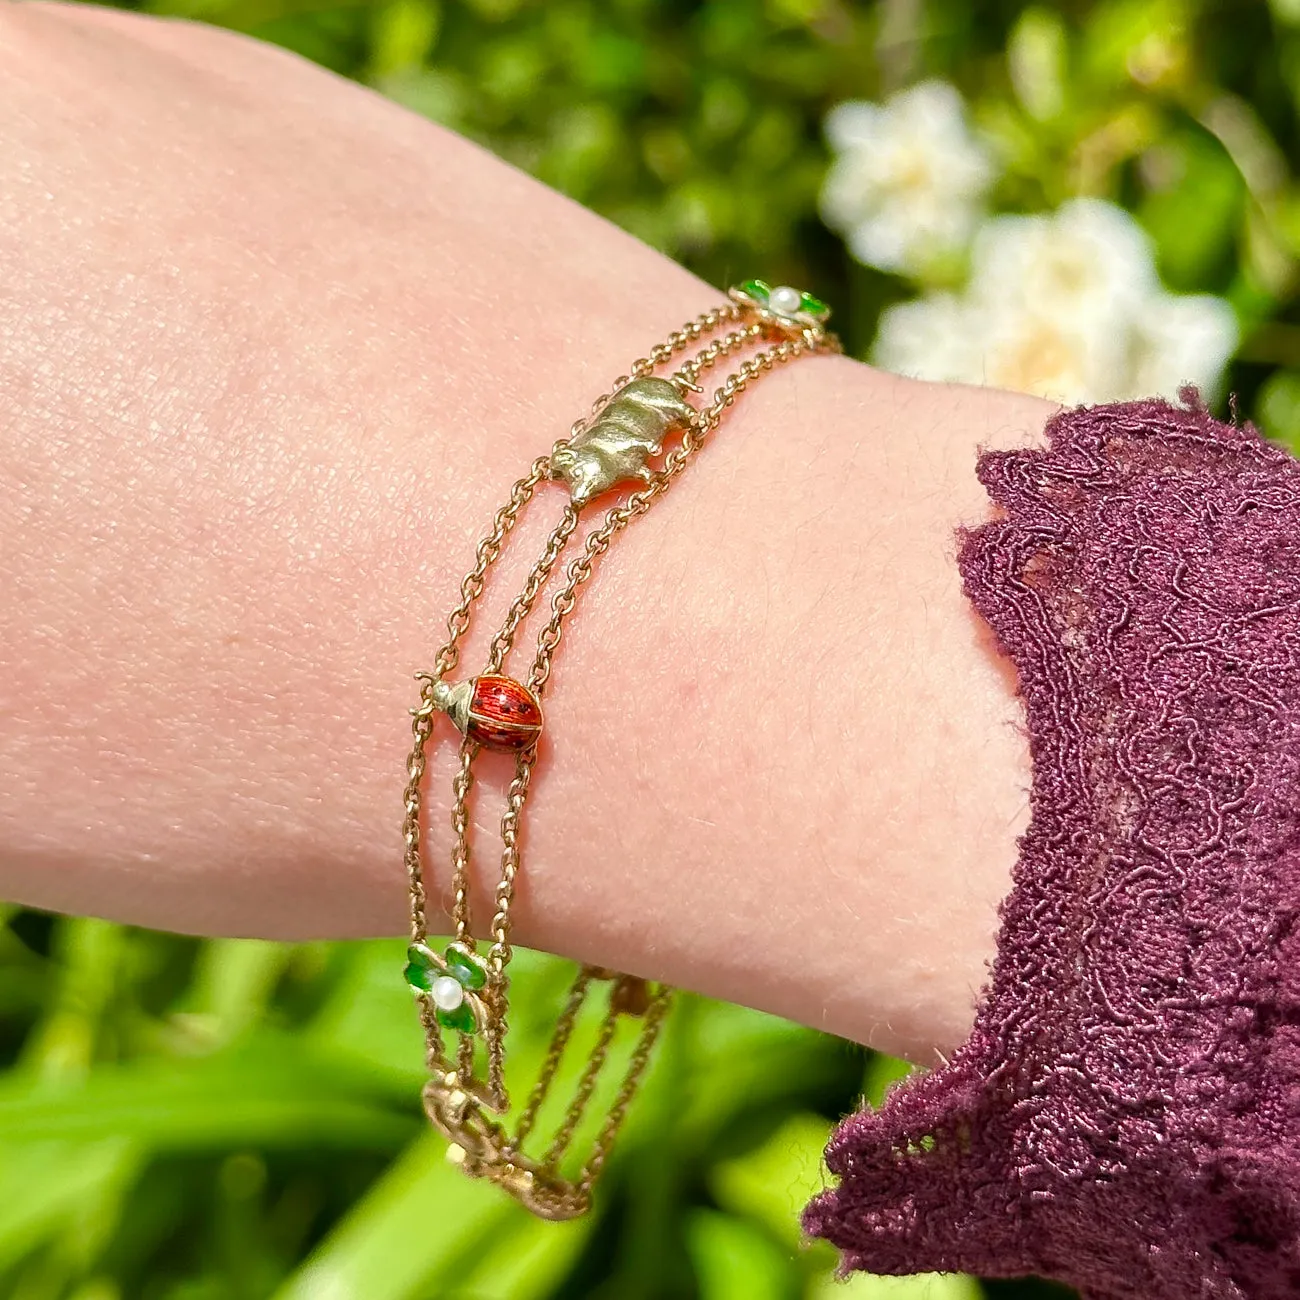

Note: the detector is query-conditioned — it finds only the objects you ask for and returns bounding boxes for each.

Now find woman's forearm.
[0,2,1050,1062]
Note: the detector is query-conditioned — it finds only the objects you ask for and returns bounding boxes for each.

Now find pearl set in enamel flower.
[430,975,467,1013]
[767,285,805,315]
[730,278,831,330]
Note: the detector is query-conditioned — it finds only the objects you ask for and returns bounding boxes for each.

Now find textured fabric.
[804,394,1300,1299]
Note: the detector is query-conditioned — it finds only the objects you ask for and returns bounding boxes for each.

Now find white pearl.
[768,285,803,316]
[430,975,466,1013]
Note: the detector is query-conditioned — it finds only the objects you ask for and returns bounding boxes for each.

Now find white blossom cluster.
[820,84,1238,404]
[821,81,995,275]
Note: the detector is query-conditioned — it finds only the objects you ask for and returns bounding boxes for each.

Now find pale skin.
[0,1,1052,1065]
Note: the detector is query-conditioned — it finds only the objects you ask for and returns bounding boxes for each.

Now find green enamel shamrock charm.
[403,941,488,1035]
[729,278,831,330]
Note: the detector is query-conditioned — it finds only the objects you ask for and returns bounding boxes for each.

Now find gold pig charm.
[550,377,697,507]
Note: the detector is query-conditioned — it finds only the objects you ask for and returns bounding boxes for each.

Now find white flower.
[820,81,995,276]
[976,306,1129,404]
[968,200,1158,329]
[872,198,1238,404]
[871,294,983,383]
[875,297,1120,405]
[1129,293,1240,401]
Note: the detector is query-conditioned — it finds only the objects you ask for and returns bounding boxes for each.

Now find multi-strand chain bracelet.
[400,279,838,1220]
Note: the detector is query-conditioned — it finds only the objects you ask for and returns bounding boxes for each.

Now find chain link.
[543,998,621,1167]
[673,320,763,389]
[402,689,437,943]
[485,505,581,673]
[577,987,673,1194]
[591,302,742,412]
[484,748,536,1107]
[510,966,593,1150]
[404,296,838,1217]
[431,456,552,681]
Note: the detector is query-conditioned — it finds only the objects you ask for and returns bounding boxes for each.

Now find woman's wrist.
[0,1,1052,1063]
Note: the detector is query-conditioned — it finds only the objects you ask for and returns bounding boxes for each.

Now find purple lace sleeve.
[803,394,1300,1299]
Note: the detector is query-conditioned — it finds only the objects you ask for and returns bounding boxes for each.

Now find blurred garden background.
[8,0,1300,1295]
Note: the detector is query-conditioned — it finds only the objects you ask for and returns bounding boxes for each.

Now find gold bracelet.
[401,279,838,1220]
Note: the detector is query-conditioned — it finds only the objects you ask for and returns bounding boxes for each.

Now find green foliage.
[0,918,881,1298]
[18,0,1300,1293]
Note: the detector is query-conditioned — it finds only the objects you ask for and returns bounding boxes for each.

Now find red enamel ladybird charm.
[430,674,543,752]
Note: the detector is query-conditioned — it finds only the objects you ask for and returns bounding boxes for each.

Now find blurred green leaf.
[306,940,426,1090]
[1138,128,1244,289]
[712,1111,836,1257]
[0,1141,138,1274]
[1080,0,1190,93]
[1257,368,1300,450]
[0,1036,415,1150]
[1008,9,1068,122]
[451,1207,593,1299]
[272,1135,514,1300]
[687,1209,794,1300]
[370,0,441,77]
[175,939,295,1048]
[23,919,128,1080]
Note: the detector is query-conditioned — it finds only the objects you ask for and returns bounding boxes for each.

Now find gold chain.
[401,279,839,1219]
